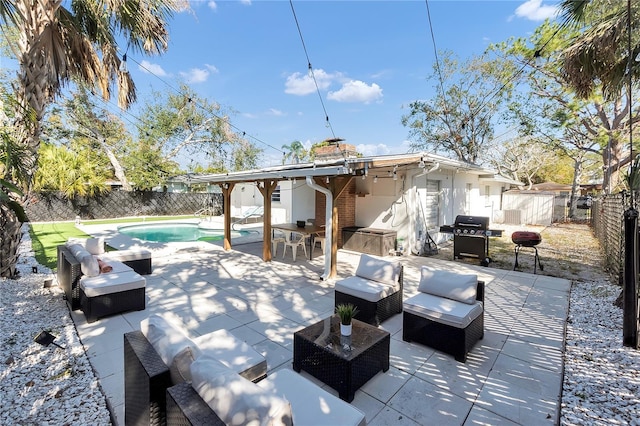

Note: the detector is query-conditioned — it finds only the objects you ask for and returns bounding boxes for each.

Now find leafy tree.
[121,139,180,190]
[401,52,516,164]
[488,137,555,189]
[43,85,134,190]
[138,84,262,173]
[491,20,638,194]
[282,140,308,164]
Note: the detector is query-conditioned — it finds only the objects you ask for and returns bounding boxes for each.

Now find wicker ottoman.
[79,270,146,323]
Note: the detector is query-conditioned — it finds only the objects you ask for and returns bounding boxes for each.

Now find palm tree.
[1,90,30,278]
[0,0,185,183]
[0,0,184,277]
[560,0,640,99]
[282,140,308,165]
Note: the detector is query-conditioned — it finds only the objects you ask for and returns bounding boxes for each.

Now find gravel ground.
[1,222,639,425]
[0,226,111,425]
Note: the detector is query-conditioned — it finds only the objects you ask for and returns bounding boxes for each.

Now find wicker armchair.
[334,254,403,326]
[402,269,484,363]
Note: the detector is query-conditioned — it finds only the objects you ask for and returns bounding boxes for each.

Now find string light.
[325,176,330,184]
[374,175,378,183]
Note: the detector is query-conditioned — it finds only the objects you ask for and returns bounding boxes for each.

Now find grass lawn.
[29,215,197,270]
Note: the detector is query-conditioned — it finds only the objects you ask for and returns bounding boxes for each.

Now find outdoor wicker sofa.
[164,356,366,426]
[124,314,267,426]
[57,238,151,312]
[334,254,403,326]
[402,267,484,362]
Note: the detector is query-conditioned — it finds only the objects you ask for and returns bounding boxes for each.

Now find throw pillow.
[191,356,293,426]
[140,314,200,366]
[418,267,478,304]
[355,254,400,286]
[79,253,100,277]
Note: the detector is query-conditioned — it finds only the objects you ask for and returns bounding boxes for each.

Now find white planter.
[340,323,352,336]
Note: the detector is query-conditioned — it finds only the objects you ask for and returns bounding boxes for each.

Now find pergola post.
[257,180,278,261]
[220,183,235,251]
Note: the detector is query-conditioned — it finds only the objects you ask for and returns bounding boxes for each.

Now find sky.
[5,0,563,169]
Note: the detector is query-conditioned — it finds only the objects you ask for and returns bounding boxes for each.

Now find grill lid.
[454,215,489,230]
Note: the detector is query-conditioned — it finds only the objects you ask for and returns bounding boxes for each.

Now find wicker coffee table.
[293,315,390,402]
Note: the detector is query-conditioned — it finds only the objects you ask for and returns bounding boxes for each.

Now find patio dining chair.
[271,230,287,257]
[282,232,307,261]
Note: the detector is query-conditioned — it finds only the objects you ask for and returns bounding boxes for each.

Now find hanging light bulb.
[362,173,366,180]
[393,171,398,181]
[325,176,330,184]
[292,178,297,184]
[374,175,378,184]
[418,158,426,169]
[119,53,128,73]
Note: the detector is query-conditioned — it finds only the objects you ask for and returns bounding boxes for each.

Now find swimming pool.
[118,222,249,243]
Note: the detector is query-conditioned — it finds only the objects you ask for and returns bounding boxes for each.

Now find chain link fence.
[591,194,627,285]
[25,191,224,222]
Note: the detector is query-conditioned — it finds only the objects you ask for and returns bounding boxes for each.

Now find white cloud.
[327,80,383,104]
[514,0,559,21]
[356,143,392,157]
[208,1,217,11]
[268,108,285,116]
[205,64,219,74]
[138,60,168,77]
[180,67,210,83]
[284,69,338,95]
[240,0,252,5]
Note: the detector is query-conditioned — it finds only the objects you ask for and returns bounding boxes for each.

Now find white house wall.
[354,166,509,255]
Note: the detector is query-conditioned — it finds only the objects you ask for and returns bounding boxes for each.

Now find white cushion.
[192,329,267,382]
[66,243,100,277]
[335,276,399,302]
[79,252,100,277]
[101,248,152,262]
[258,370,366,426]
[404,292,483,329]
[355,254,400,286]
[140,314,199,366]
[80,270,146,297]
[190,356,293,426]
[418,267,478,304]
[67,237,105,255]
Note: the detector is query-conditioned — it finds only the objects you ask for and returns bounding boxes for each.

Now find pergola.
[183,153,458,279]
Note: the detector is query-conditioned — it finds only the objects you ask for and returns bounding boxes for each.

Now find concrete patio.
[70,222,570,425]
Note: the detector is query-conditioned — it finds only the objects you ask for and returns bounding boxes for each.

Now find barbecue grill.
[512,231,543,274]
[440,215,503,266]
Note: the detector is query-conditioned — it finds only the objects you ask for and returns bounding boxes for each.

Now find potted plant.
[335,303,359,336]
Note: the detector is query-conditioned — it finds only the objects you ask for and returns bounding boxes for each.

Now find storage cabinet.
[342,227,397,257]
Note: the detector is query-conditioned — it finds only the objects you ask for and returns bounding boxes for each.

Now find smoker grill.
[440,215,502,265]
[512,231,543,273]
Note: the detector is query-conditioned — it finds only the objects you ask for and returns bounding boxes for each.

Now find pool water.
[118,223,249,243]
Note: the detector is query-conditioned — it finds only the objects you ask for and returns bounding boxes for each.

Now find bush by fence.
[25,191,223,222]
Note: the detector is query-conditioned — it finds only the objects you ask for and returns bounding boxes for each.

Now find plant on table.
[335,303,359,325]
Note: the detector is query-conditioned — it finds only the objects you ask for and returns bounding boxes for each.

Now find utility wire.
[424,0,454,131]
[129,55,284,155]
[289,0,346,160]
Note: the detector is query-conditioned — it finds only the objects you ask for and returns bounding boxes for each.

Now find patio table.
[293,315,390,402]
[271,223,325,260]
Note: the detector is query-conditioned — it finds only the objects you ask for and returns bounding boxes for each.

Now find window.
[271,185,281,202]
